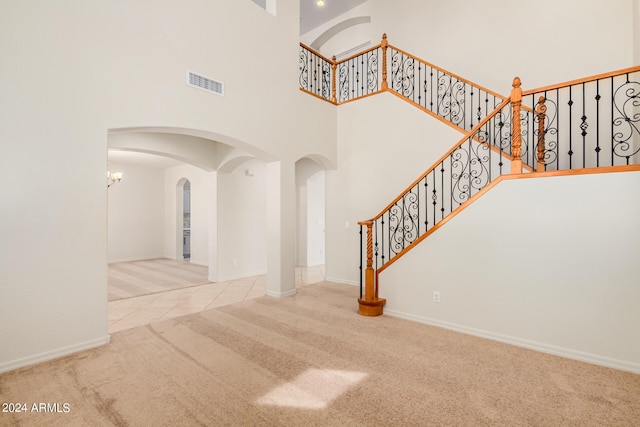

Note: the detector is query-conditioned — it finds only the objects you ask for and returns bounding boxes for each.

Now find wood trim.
[385,89,533,172]
[384,89,473,135]
[387,44,507,100]
[522,65,640,96]
[299,87,338,105]
[363,98,512,222]
[336,89,386,105]
[376,165,640,275]
[335,43,383,66]
[299,42,335,64]
[508,164,640,179]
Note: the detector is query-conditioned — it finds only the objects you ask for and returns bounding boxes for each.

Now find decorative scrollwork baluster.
[299,48,309,90]
[612,76,640,164]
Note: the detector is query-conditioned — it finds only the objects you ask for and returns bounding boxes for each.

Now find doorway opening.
[175,178,192,261]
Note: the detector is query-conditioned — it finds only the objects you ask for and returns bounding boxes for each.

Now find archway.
[295,158,326,268]
[177,178,191,260]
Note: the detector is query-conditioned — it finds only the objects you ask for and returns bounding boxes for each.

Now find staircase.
[300,35,640,316]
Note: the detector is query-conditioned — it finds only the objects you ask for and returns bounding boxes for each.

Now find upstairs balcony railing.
[300,34,506,133]
[521,67,640,172]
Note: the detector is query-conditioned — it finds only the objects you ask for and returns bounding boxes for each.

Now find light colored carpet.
[1,282,639,426]
[108,259,211,301]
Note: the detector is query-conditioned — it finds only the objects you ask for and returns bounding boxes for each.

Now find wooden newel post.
[535,96,547,172]
[331,55,337,103]
[358,220,386,316]
[381,33,388,90]
[510,77,523,174]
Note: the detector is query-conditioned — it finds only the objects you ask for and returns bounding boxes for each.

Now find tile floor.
[108,265,325,333]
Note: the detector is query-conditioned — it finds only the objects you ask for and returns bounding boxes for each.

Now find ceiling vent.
[187,71,224,96]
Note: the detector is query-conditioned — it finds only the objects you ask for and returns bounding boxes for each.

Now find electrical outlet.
[433,291,440,303]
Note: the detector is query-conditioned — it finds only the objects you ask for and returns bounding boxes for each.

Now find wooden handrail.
[521,65,640,96]
[299,42,335,64]
[375,164,640,276]
[334,43,383,66]
[361,97,512,223]
[387,43,507,101]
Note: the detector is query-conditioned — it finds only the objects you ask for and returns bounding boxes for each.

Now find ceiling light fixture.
[316,0,325,6]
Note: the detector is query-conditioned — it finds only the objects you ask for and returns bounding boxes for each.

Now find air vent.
[187,71,224,96]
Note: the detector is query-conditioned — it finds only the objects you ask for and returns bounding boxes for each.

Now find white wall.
[380,171,640,373]
[216,159,268,281]
[107,162,165,262]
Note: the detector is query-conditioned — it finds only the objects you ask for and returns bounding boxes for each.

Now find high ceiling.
[299,0,368,35]
[109,1,371,170]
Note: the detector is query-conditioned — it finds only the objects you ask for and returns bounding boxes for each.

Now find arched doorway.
[176,178,191,260]
[295,158,326,268]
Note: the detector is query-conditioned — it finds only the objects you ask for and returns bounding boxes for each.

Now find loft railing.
[299,34,505,131]
[336,44,384,103]
[356,67,640,316]
[521,66,640,171]
[387,44,505,133]
[299,44,333,101]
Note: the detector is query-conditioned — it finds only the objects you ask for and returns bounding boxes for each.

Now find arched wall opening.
[295,158,326,268]
[176,178,191,261]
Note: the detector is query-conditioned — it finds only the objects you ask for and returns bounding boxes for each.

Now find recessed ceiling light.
[316,0,325,6]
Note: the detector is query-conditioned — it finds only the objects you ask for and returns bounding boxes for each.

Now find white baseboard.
[384,309,640,375]
[210,270,266,283]
[108,256,166,264]
[324,276,359,287]
[266,288,297,298]
[0,335,111,374]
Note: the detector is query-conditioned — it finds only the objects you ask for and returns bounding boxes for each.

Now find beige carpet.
[108,259,211,301]
[1,282,639,426]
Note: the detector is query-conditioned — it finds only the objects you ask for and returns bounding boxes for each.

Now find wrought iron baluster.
[595,80,601,167]
[351,59,356,99]
[380,211,384,265]
[612,72,639,166]
[555,88,560,171]
[611,76,615,166]
[374,219,380,270]
[417,62,422,107]
[424,176,429,233]
[581,83,587,168]
[469,85,474,130]
[299,48,309,91]
[359,224,363,299]
[430,67,434,112]
[568,85,573,169]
